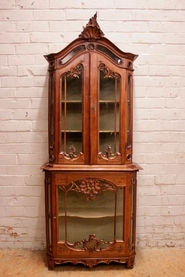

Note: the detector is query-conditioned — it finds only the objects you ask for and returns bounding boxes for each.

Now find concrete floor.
[0,248,185,277]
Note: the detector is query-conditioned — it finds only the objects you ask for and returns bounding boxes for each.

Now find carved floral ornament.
[99,62,120,79]
[79,12,104,41]
[59,178,117,201]
[66,64,83,78]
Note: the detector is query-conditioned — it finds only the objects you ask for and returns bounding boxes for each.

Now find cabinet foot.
[48,257,55,270]
[126,256,135,269]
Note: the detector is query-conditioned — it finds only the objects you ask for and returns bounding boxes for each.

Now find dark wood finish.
[42,13,141,270]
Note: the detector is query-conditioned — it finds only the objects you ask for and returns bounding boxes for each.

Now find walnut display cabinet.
[42,13,141,270]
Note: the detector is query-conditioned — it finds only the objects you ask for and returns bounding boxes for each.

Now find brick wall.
[0,0,185,249]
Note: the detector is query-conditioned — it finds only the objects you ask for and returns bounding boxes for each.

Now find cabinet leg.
[48,257,55,270]
[126,256,135,269]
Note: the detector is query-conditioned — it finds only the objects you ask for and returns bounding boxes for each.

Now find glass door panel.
[58,179,124,250]
[98,64,120,158]
[60,64,83,157]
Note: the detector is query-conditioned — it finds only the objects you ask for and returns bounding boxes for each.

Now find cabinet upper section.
[45,13,137,71]
[44,13,138,167]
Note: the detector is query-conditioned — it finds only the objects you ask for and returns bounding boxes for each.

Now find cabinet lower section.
[43,166,138,270]
[47,252,135,270]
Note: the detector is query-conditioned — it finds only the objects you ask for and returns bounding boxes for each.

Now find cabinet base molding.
[47,253,135,270]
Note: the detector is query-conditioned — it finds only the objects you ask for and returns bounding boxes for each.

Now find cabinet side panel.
[45,172,52,253]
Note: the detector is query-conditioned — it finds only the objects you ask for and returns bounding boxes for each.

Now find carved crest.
[79,12,104,41]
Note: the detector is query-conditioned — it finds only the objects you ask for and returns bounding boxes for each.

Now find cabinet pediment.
[79,12,104,41]
[44,13,138,69]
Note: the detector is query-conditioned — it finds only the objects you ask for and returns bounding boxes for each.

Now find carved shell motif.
[79,12,104,41]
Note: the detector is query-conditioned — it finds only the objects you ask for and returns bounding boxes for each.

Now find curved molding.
[59,151,84,163]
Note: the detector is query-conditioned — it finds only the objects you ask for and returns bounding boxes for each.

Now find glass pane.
[61,64,83,155]
[67,190,115,245]
[99,67,120,156]
[61,45,85,64]
[58,188,65,241]
[58,180,124,247]
[97,45,122,64]
[61,131,82,155]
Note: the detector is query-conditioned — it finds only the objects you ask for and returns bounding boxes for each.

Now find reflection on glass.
[61,45,85,64]
[58,180,124,248]
[99,68,120,156]
[61,64,83,155]
[97,45,122,64]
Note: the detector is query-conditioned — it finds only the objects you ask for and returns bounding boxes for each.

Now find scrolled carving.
[49,61,54,70]
[85,259,98,269]
[59,151,84,163]
[59,177,117,201]
[76,178,102,200]
[98,145,121,161]
[61,144,84,162]
[63,144,77,159]
[99,62,119,79]
[68,234,111,252]
[76,178,116,200]
[79,13,104,41]
[66,63,83,78]
[82,234,104,252]
[105,145,112,158]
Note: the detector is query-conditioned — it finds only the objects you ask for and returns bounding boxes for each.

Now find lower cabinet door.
[45,170,137,269]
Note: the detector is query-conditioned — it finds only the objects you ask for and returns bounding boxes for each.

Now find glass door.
[98,62,121,160]
[58,53,90,164]
[61,63,83,157]
[91,54,125,165]
[57,178,124,251]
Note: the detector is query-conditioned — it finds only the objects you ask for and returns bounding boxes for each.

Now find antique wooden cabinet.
[42,13,141,270]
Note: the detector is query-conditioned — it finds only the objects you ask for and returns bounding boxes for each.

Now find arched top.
[44,13,138,69]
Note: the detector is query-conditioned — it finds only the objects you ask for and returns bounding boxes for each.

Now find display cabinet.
[42,13,141,270]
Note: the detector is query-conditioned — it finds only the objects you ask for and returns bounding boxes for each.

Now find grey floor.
[0,248,185,277]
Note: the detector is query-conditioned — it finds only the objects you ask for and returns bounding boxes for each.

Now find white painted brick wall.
[0,0,185,249]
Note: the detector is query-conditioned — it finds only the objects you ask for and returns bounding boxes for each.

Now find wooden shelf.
[61,100,82,103]
[61,130,82,133]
